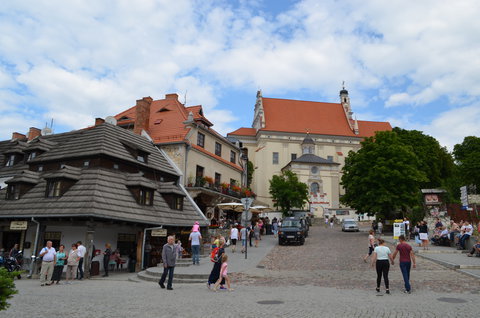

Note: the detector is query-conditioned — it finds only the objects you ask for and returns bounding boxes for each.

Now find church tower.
[340,83,358,134]
[252,90,265,131]
[301,133,315,154]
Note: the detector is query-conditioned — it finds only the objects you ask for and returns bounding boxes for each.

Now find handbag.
[226,239,231,246]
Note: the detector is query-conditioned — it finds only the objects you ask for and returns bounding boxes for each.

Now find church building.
[227,88,392,218]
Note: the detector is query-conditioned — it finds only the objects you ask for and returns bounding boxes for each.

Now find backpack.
[210,247,219,262]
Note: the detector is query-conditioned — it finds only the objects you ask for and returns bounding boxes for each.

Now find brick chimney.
[95,118,105,126]
[28,127,41,141]
[12,132,26,140]
[134,97,153,135]
[165,93,179,100]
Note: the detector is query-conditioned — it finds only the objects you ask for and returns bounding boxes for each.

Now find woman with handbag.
[207,238,225,289]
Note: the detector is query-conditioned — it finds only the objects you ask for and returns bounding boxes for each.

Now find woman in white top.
[371,239,394,294]
[363,230,376,262]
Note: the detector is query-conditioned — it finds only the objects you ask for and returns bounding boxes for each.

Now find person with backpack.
[207,237,225,289]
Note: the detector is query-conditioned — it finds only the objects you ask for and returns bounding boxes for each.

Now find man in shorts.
[230,224,239,253]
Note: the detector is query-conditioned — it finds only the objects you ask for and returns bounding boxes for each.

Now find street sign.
[241,210,252,224]
[460,186,468,209]
[241,197,254,211]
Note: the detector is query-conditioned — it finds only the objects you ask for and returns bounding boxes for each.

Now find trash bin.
[128,259,136,272]
[90,261,99,276]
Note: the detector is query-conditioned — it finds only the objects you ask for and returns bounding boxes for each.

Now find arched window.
[310,182,319,193]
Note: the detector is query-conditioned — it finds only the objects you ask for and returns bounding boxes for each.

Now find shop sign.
[10,221,28,230]
[151,229,167,237]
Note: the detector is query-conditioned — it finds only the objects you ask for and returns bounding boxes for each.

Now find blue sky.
[1,0,480,149]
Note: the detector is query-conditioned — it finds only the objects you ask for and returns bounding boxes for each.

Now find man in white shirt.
[230,225,239,253]
[39,241,56,286]
[189,229,202,265]
[76,241,86,280]
[459,221,473,250]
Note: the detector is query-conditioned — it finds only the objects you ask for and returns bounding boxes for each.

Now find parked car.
[341,219,359,232]
[278,217,306,245]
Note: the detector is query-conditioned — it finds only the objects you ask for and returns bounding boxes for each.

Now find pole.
[28,217,40,278]
[245,208,248,260]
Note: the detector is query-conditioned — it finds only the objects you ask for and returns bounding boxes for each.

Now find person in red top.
[392,235,416,294]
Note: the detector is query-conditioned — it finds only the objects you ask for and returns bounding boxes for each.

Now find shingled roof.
[0,123,208,226]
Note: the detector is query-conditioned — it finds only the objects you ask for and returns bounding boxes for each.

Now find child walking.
[213,254,233,291]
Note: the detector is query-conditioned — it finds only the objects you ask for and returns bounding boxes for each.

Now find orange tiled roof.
[228,97,391,138]
[229,127,257,136]
[190,144,243,172]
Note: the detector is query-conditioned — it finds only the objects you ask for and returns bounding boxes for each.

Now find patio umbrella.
[250,205,273,213]
[216,202,245,212]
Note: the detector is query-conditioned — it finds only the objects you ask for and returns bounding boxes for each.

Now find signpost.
[460,186,469,210]
[241,197,254,259]
[393,219,405,240]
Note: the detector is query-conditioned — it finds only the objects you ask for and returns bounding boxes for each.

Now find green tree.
[393,127,454,188]
[453,136,480,187]
[341,131,427,219]
[247,160,254,187]
[0,268,18,311]
[269,170,308,216]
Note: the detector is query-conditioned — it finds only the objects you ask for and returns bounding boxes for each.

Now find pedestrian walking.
[248,225,254,247]
[240,226,247,253]
[230,224,239,253]
[325,216,329,228]
[144,240,152,269]
[189,226,202,265]
[39,241,56,286]
[414,222,421,246]
[66,243,80,284]
[158,236,176,290]
[419,221,429,250]
[51,244,67,284]
[175,240,184,260]
[377,220,383,235]
[329,217,334,228]
[371,239,394,294]
[213,254,233,291]
[392,235,416,294]
[254,222,261,247]
[403,218,410,241]
[76,241,86,280]
[363,230,376,263]
[207,238,225,289]
[103,243,112,277]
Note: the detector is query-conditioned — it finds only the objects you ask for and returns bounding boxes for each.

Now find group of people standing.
[38,240,86,286]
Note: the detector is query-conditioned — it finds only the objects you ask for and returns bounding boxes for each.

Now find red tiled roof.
[190,144,243,172]
[228,127,257,137]
[228,97,391,138]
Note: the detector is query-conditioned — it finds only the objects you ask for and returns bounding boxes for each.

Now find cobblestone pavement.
[4,226,480,317]
[234,226,480,294]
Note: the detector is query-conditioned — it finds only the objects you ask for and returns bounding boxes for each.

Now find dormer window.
[83,160,90,167]
[5,154,16,167]
[197,133,205,148]
[158,107,170,112]
[137,151,148,163]
[139,188,154,205]
[163,194,183,210]
[46,180,62,197]
[5,184,20,200]
[28,152,37,161]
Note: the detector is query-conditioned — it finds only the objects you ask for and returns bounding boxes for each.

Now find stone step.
[145,268,209,279]
[137,270,209,284]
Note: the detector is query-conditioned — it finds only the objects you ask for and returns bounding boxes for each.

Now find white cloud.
[0,0,480,142]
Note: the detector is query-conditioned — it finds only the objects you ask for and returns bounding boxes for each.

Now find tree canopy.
[393,127,454,188]
[341,131,427,219]
[269,170,308,216]
[453,136,480,188]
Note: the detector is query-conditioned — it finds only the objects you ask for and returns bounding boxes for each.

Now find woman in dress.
[66,243,80,284]
[207,238,225,289]
[419,221,429,250]
[52,244,67,284]
[254,222,261,247]
[371,239,394,294]
[103,243,112,277]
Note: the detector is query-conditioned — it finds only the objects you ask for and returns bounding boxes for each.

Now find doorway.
[2,231,22,252]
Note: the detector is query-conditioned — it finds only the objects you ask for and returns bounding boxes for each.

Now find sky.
[1,0,479,150]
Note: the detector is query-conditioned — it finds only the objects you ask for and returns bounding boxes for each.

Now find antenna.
[105,116,118,125]
[184,90,187,105]
[50,118,54,129]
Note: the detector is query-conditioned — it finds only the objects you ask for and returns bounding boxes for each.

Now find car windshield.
[344,221,356,225]
[282,220,300,227]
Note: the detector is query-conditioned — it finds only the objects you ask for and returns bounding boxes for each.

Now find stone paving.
[4,225,480,317]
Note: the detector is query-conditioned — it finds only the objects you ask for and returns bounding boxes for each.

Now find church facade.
[228,88,392,218]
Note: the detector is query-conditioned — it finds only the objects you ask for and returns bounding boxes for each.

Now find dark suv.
[278,217,306,245]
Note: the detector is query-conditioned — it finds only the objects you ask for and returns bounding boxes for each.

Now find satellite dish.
[105,116,117,125]
[41,127,52,136]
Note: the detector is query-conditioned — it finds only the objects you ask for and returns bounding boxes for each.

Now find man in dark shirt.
[392,235,416,293]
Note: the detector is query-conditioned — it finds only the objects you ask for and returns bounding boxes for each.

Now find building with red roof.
[227,89,392,218]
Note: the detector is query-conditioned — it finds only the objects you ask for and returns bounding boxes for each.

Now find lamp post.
[241,197,254,260]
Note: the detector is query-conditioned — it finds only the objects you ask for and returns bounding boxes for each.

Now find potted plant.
[204,176,214,187]
[220,183,229,193]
